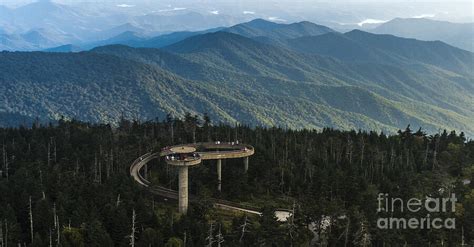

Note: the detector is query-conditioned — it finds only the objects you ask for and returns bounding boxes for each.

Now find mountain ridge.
[1,21,473,136]
[372,18,474,52]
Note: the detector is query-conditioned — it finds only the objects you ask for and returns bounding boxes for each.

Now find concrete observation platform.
[130,143,293,220]
[162,142,254,214]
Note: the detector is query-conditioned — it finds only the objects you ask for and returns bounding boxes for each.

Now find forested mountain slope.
[223,18,334,45]
[0,51,246,123]
[1,30,473,136]
[373,18,474,52]
[288,30,473,75]
[94,32,474,135]
[58,19,335,52]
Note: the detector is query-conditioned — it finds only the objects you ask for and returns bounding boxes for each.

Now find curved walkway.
[163,142,255,160]
[130,142,262,215]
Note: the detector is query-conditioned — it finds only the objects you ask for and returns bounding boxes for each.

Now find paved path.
[130,142,263,215]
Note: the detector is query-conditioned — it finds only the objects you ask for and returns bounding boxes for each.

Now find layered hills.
[1,20,473,135]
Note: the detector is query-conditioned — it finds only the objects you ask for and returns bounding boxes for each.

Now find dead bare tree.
[48,137,57,164]
[405,148,410,170]
[215,224,224,247]
[0,220,4,247]
[2,143,5,178]
[56,216,60,246]
[105,151,110,180]
[52,204,59,246]
[53,204,57,229]
[288,201,296,245]
[433,135,440,170]
[360,137,365,166]
[423,141,429,166]
[239,216,249,243]
[129,209,136,247]
[28,197,33,244]
[206,223,214,247]
[47,140,51,167]
[2,143,9,180]
[48,229,52,247]
[74,159,79,177]
[170,119,174,144]
[183,231,187,247]
[344,218,350,247]
[53,139,57,164]
[271,135,276,161]
[116,194,121,207]
[93,154,98,183]
[110,148,114,177]
[389,146,395,171]
[98,160,102,184]
[4,220,7,247]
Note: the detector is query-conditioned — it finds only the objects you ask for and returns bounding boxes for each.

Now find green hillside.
[224,18,334,45]
[373,18,474,52]
[1,30,473,135]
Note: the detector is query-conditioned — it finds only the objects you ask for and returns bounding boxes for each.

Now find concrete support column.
[217,159,222,192]
[244,156,249,173]
[178,166,189,214]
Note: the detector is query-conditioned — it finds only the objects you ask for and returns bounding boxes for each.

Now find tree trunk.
[130,209,136,247]
[29,197,33,244]
[0,220,4,247]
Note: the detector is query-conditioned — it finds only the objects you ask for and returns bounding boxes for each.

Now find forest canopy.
[0,117,473,246]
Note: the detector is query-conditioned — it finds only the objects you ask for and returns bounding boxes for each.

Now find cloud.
[243,11,255,15]
[268,16,287,22]
[357,19,387,26]
[116,4,135,8]
[412,14,436,18]
[158,7,187,12]
[210,10,219,15]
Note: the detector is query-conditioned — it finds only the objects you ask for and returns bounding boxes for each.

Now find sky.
[2,0,472,3]
[0,0,472,24]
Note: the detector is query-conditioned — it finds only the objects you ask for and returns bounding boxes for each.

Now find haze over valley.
[0,0,473,136]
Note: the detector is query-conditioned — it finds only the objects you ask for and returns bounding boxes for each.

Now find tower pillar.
[178,166,189,214]
[244,156,249,173]
[217,159,222,192]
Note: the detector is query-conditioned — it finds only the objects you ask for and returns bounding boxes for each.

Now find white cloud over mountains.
[116,4,135,8]
[268,16,286,22]
[412,14,435,18]
[357,18,387,26]
[158,7,187,12]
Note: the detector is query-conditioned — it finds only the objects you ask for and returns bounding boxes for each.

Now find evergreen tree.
[82,220,113,247]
